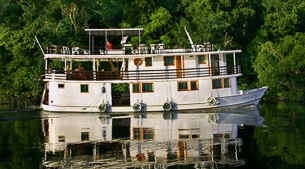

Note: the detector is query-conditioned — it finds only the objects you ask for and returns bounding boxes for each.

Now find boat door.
[111,83,130,106]
[211,54,220,75]
[41,83,49,105]
[176,56,183,78]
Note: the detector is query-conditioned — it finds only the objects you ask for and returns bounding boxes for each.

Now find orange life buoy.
[134,58,142,66]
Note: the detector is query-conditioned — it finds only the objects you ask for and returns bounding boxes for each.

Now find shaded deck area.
[44,65,241,81]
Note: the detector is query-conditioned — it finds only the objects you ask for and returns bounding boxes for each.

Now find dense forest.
[0,0,305,104]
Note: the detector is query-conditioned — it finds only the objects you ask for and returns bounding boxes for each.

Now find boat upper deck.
[41,28,243,81]
[43,28,242,60]
[44,45,242,60]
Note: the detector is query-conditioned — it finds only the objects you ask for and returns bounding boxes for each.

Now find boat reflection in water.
[41,109,264,168]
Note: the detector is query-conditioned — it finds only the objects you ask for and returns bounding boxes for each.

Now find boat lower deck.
[41,87,267,113]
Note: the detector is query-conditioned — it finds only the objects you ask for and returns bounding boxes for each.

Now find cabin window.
[224,133,232,138]
[178,82,188,91]
[179,135,189,139]
[58,84,65,89]
[192,134,199,138]
[58,136,65,142]
[198,55,207,64]
[81,132,89,141]
[179,134,200,139]
[133,128,154,140]
[164,56,175,66]
[190,81,198,90]
[133,128,141,140]
[143,128,154,140]
[213,134,223,138]
[142,83,153,92]
[132,83,141,93]
[178,128,200,139]
[80,84,89,93]
[212,79,222,89]
[145,57,152,66]
[213,133,232,138]
[224,78,231,88]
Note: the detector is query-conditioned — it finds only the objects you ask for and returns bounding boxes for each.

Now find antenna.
[34,36,45,55]
[184,26,194,45]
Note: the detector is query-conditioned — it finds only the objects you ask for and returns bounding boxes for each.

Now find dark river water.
[1,102,305,169]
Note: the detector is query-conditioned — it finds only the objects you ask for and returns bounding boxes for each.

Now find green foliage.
[112,83,129,94]
[253,33,305,100]
[249,0,305,101]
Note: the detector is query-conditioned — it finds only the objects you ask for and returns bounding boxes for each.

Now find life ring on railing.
[163,102,172,111]
[207,97,218,106]
[133,102,142,112]
[99,103,107,112]
[134,58,142,66]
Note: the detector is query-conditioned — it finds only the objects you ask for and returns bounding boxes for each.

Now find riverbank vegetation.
[0,0,305,104]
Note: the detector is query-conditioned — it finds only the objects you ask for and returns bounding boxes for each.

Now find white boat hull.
[41,87,267,113]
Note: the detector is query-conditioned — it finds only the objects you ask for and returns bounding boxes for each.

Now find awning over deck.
[85,28,145,36]
[85,28,145,51]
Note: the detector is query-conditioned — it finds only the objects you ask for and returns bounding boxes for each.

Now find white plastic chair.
[62,46,70,54]
[99,49,107,55]
[72,47,79,55]
[83,49,90,55]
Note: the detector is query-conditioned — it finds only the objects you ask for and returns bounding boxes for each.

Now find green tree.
[253,33,305,100]
[0,0,89,103]
[250,0,305,101]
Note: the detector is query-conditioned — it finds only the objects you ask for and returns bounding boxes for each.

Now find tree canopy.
[0,0,304,104]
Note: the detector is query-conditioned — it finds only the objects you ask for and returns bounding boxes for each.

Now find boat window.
[142,83,154,92]
[224,78,231,88]
[133,128,155,140]
[178,82,188,91]
[198,55,207,64]
[164,56,175,66]
[179,135,189,139]
[133,128,141,140]
[212,79,222,89]
[58,136,65,142]
[213,133,232,138]
[178,128,200,139]
[81,132,90,141]
[132,83,141,93]
[213,134,223,138]
[143,128,154,140]
[58,84,65,89]
[190,81,198,90]
[80,84,89,93]
[145,57,152,66]
[192,135,199,138]
[224,133,232,138]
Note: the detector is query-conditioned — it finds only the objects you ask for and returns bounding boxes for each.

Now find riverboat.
[41,110,264,168]
[38,28,267,112]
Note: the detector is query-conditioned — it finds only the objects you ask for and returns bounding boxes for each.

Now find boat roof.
[85,28,145,36]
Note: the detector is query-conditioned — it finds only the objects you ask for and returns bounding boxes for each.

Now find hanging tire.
[99,103,107,112]
[133,102,142,112]
[163,102,172,111]
[207,97,217,106]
